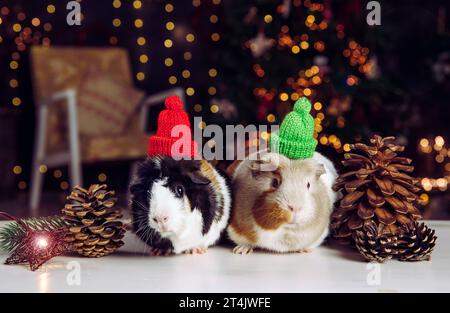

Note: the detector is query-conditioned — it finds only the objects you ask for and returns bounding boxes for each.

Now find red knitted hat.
[148,95,198,159]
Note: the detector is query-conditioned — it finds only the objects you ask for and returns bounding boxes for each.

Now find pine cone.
[354,221,398,262]
[62,184,125,258]
[397,222,437,261]
[332,135,424,243]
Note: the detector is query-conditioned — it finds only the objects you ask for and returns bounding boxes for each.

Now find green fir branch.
[0,216,69,252]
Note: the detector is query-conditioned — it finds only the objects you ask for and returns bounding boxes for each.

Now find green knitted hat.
[270,97,317,159]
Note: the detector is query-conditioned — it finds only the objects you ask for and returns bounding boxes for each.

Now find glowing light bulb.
[36,237,49,249]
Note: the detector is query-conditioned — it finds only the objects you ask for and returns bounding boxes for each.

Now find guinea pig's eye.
[174,185,184,197]
[271,178,280,189]
[307,182,311,189]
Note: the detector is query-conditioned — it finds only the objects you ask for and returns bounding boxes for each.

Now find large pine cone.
[332,135,424,243]
[62,184,125,257]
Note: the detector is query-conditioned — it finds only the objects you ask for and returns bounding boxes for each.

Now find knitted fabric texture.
[270,97,317,159]
[148,95,198,159]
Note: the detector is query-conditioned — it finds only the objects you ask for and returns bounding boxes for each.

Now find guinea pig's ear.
[249,153,279,178]
[129,159,161,193]
[186,172,210,185]
[315,163,326,179]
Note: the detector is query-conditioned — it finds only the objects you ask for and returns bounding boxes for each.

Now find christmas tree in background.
[210,0,449,209]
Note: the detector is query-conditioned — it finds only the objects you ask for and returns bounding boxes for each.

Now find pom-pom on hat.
[270,97,317,159]
[148,95,198,159]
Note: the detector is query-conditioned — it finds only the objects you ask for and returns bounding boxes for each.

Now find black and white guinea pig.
[130,156,231,255]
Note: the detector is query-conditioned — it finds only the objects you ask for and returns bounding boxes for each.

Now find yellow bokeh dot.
[133,0,142,9]
[212,0,221,4]
[10,61,18,69]
[312,76,321,84]
[53,169,62,178]
[267,114,276,123]
[300,41,309,50]
[13,23,22,32]
[112,0,121,9]
[210,15,218,23]
[306,15,315,24]
[210,104,219,113]
[311,65,319,74]
[13,165,22,175]
[261,131,270,141]
[47,4,56,14]
[184,51,192,60]
[165,3,174,13]
[194,104,202,112]
[182,70,191,78]
[208,86,217,95]
[264,15,273,23]
[168,75,177,84]
[279,93,289,101]
[31,18,40,27]
[166,21,175,30]
[303,88,312,96]
[291,45,300,54]
[291,92,299,101]
[136,72,145,81]
[186,87,195,96]
[343,143,351,152]
[192,0,201,7]
[313,102,322,110]
[39,164,48,174]
[60,181,69,190]
[134,19,143,28]
[186,33,195,43]
[320,136,328,145]
[317,112,325,120]
[112,18,121,27]
[198,121,206,129]
[211,33,220,41]
[137,37,146,46]
[9,79,18,88]
[98,173,107,182]
[164,39,173,48]
[165,58,173,66]
[18,181,27,190]
[12,97,21,106]
[0,17,2,25]
[139,54,149,64]
[208,68,217,77]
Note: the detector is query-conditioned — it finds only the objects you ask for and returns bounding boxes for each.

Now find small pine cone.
[354,221,398,262]
[62,184,126,258]
[396,222,437,261]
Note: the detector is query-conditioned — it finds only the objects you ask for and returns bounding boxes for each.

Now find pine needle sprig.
[0,215,69,252]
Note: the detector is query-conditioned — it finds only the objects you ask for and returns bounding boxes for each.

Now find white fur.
[228,151,337,253]
[148,166,231,254]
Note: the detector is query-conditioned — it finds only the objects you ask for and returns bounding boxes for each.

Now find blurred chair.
[29,46,185,214]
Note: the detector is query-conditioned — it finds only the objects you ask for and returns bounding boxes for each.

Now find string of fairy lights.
[1,0,448,198]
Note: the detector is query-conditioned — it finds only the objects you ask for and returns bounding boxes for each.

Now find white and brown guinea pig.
[130,156,231,255]
[227,151,337,254]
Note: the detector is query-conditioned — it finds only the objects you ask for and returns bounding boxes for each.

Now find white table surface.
[0,220,448,293]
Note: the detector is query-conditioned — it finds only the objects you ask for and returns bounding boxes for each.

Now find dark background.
[0,0,448,217]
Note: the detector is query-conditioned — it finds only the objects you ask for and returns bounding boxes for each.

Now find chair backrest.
[30,46,133,101]
[29,46,138,156]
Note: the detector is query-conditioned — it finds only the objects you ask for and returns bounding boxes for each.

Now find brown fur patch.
[226,160,242,177]
[200,160,220,191]
[229,212,258,244]
[252,193,291,230]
